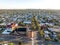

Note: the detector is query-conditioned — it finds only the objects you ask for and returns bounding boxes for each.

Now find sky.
[0,0,60,9]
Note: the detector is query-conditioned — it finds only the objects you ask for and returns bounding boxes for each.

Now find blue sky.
[0,0,60,9]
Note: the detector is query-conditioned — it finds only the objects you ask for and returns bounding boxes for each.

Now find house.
[39,23,45,26]
[2,28,12,34]
[23,21,31,24]
[0,23,6,26]
[45,23,54,26]
[7,23,11,28]
[48,27,60,32]
[44,31,50,34]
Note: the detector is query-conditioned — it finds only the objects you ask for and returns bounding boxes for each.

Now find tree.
[18,22,24,26]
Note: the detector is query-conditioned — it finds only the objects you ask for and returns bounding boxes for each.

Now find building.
[48,27,60,32]
[23,21,31,24]
[2,28,12,34]
[11,27,27,36]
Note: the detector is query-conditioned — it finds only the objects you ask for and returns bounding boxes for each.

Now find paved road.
[0,34,31,45]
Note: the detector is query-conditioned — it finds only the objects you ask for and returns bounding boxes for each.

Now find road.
[0,34,31,45]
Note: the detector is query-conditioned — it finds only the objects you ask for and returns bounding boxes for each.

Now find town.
[0,9,60,45]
